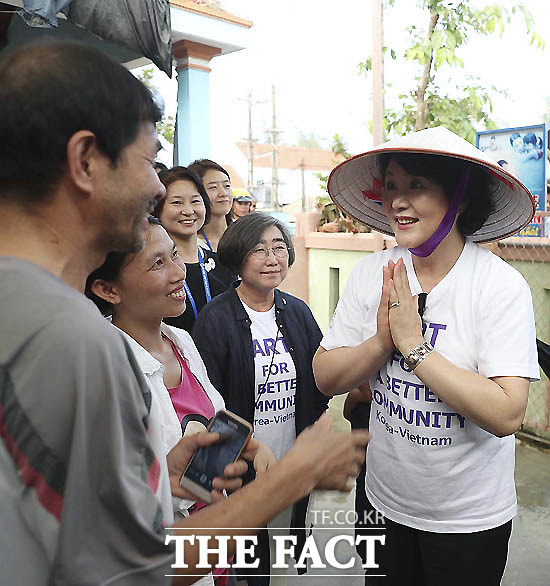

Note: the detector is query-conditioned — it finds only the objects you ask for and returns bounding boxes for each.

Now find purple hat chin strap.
[409,165,472,258]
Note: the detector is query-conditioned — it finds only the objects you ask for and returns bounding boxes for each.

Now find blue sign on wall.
[476,124,547,237]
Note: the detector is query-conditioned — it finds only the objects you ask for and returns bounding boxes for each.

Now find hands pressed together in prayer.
[377,258,425,358]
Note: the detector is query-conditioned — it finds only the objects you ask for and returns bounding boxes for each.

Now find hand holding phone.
[180,410,253,503]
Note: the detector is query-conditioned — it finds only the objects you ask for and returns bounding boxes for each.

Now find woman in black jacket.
[192,213,328,582]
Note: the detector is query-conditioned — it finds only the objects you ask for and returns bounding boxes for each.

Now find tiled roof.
[224,164,246,188]
[236,142,345,171]
[169,1,252,28]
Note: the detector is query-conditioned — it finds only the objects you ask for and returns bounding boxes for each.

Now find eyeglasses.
[250,244,289,260]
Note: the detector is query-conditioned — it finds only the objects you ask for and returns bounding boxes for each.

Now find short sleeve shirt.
[0,258,174,585]
[322,240,539,532]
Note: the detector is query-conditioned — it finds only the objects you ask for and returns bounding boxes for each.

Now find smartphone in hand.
[180,410,253,503]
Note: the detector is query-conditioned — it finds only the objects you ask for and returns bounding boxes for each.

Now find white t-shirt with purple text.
[243,302,297,460]
[321,239,539,533]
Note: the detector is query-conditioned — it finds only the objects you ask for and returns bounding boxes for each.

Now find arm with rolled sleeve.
[295,300,329,417]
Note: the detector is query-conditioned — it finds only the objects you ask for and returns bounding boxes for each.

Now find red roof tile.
[236,142,345,171]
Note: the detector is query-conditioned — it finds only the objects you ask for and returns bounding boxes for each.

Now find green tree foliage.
[138,67,155,86]
[157,118,175,145]
[137,67,175,145]
[360,0,544,143]
[296,131,323,149]
[315,134,352,193]
[330,133,351,159]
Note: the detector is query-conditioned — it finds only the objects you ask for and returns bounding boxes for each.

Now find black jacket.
[192,284,329,577]
[192,283,328,435]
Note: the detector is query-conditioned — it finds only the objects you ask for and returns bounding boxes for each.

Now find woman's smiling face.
[381,158,454,249]
[202,169,233,217]
[160,179,206,239]
[114,224,187,320]
[238,226,289,294]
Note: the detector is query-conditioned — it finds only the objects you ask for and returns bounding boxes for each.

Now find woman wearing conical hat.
[313,127,539,585]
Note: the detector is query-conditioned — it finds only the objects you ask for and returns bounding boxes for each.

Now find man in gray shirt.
[0,41,368,585]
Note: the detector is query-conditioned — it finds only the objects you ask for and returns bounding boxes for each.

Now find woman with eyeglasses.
[192,213,329,579]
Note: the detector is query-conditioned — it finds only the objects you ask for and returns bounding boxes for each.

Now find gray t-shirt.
[0,258,174,585]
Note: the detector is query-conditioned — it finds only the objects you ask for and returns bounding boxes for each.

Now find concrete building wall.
[308,247,371,332]
[507,259,550,438]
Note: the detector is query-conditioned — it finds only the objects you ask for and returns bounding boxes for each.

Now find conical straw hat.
[327,126,535,243]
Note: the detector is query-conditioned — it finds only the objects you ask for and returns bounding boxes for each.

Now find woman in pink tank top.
[85,217,276,586]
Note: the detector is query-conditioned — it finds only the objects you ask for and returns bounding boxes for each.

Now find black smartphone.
[180,410,253,503]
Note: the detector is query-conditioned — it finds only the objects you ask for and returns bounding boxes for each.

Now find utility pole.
[238,93,263,192]
[246,92,254,190]
[300,158,306,211]
[372,0,385,146]
[268,84,281,210]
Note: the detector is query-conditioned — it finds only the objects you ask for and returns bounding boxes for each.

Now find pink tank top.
[165,337,215,423]
[165,338,229,581]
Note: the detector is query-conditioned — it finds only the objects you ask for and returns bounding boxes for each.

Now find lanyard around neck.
[183,247,212,319]
[254,321,282,412]
[199,229,213,252]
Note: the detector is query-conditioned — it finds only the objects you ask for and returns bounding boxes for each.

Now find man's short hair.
[0,41,162,203]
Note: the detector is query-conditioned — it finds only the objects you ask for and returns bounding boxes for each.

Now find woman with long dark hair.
[188,158,234,252]
[86,216,275,586]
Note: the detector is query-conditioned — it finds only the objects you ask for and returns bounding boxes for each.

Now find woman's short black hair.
[218,213,295,274]
[154,166,211,226]
[377,152,496,235]
[85,216,162,315]
[188,158,231,181]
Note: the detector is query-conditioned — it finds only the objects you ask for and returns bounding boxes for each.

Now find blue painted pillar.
[173,40,221,166]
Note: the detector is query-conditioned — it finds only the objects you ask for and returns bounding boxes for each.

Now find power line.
[237,92,266,191]
[267,84,282,210]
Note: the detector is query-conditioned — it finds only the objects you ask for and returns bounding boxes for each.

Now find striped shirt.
[0,258,174,585]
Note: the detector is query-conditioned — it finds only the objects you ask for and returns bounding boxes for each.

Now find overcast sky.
[150,0,550,163]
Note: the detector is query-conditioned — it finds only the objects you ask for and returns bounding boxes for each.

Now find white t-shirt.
[322,239,539,533]
[242,301,297,460]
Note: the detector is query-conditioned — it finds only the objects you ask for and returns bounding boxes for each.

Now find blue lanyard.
[199,229,213,252]
[184,247,212,319]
